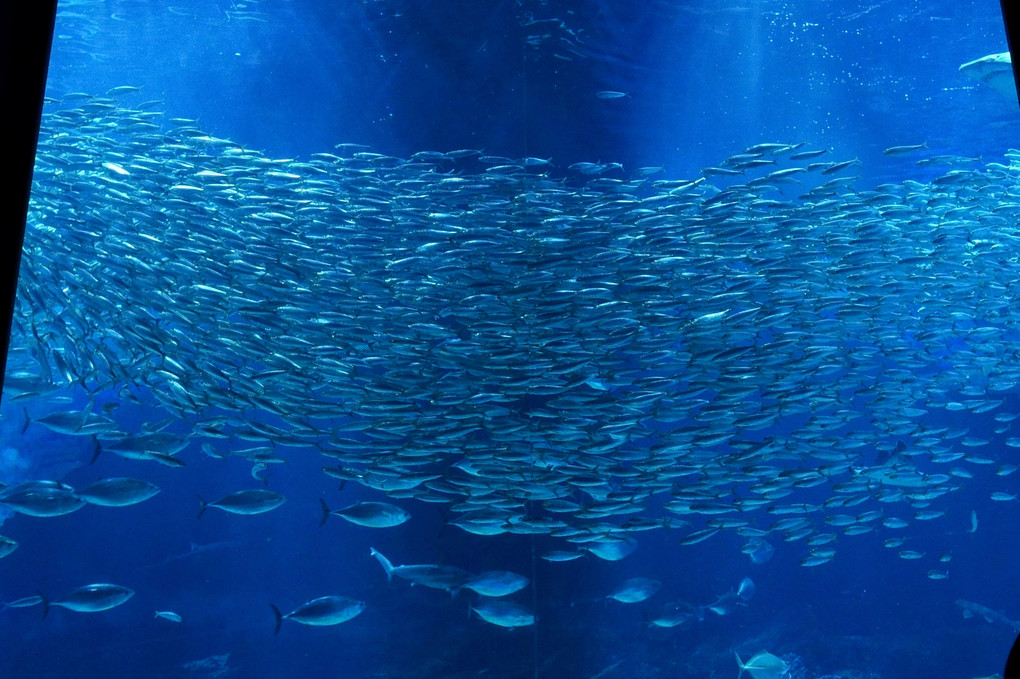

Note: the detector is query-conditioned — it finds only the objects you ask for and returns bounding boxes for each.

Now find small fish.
[0,536,18,558]
[737,577,756,601]
[585,536,637,561]
[595,90,628,99]
[4,595,44,609]
[882,143,927,155]
[105,85,140,96]
[154,610,182,622]
[271,596,365,633]
[800,555,833,567]
[789,148,829,160]
[741,538,774,564]
[102,162,130,175]
[898,550,925,560]
[540,550,585,562]
[821,158,861,175]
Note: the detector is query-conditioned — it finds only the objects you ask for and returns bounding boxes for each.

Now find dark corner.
[1001,0,1020,111]
[0,1,57,398]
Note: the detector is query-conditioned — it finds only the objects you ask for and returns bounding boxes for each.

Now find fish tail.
[318,499,330,527]
[370,547,394,581]
[734,652,744,679]
[271,604,283,635]
[39,592,49,620]
[89,435,102,465]
[196,495,208,520]
[20,408,30,435]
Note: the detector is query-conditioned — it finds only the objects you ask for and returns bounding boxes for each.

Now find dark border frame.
[0,1,57,398]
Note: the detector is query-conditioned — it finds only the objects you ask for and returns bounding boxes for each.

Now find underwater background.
[2,1,1020,678]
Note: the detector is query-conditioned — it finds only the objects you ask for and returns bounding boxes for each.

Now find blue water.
[2,0,1020,677]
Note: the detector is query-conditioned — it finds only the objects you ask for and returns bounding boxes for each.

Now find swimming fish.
[43,584,135,616]
[77,477,160,507]
[369,548,472,591]
[0,481,86,517]
[959,52,1016,99]
[154,610,183,623]
[0,535,18,558]
[956,599,1020,632]
[471,600,535,628]
[458,571,530,597]
[197,489,286,518]
[735,651,789,679]
[271,596,366,633]
[606,577,661,603]
[318,499,410,528]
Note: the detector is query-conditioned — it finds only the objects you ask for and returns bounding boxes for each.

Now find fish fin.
[89,436,102,464]
[271,604,283,635]
[318,499,330,527]
[80,398,94,425]
[370,547,394,582]
[196,495,208,520]
[20,408,30,435]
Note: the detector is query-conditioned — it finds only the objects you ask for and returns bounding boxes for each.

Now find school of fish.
[3,91,1020,631]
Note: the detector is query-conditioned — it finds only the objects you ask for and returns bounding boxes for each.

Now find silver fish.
[197,489,286,518]
[271,596,365,633]
[45,584,134,615]
[472,600,535,628]
[459,571,530,597]
[318,500,410,528]
[77,477,160,507]
[369,548,472,591]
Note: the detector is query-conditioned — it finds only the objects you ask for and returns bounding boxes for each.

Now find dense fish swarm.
[6,93,1020,577]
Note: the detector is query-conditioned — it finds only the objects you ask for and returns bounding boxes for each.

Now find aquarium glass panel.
[1,1,1018,678]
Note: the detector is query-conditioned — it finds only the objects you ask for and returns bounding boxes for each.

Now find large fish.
[956,599,1020,632]
[369,548,472,591]
[197,490,286,518]
[76,477,160,507]
[458,571,530,597]
[606,577,661,603]
[959,52,1016,99]
[271,596,366,633]
[0,481,86,517]
[471,600,535,628]
[318,500,410,528]
[43,584,135,616]
[735,651,788,679]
